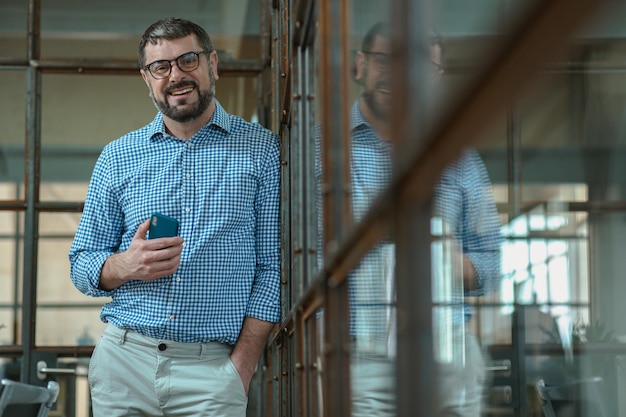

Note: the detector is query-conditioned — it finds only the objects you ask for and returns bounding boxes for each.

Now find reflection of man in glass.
[347,22,503,417]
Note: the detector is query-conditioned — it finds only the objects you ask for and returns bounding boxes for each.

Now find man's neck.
[163,101,216,140]
[358,99,391,142]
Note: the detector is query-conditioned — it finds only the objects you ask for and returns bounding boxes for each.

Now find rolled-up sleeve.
[246,134,281,322]
[69,148,122,298]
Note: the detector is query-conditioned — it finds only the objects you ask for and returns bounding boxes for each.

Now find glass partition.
[312,0,626,416]
[38,0,262,60]
[0,70,26,198]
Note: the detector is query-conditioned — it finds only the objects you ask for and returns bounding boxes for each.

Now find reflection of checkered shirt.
[69,101,281,345]
[318,101,502,353]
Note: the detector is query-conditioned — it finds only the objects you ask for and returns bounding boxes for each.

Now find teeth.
[171,87,193,95]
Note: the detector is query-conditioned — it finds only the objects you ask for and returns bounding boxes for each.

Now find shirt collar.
[350,100,391,151]
[350,100,370,131]
[148,99,231,141]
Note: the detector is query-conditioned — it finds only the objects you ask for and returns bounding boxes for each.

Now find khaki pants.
[89,324,247,417]
[350,330,486,417]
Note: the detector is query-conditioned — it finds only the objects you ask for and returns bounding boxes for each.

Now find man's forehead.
[144,35,199,58]
[370,35,391,53]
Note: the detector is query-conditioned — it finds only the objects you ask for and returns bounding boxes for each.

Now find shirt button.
[186,174,191,179]
[158,343,167,351]
[185,208,190,212]
[169,315,176,320]
[175,276,181,282]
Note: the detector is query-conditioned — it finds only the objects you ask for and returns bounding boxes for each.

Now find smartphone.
[148,213,179,239]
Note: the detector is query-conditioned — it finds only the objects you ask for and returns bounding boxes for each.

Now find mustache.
[164,80,198,94]
[375,80,390,90]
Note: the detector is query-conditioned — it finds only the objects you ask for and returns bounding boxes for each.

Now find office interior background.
[1,0,626,415]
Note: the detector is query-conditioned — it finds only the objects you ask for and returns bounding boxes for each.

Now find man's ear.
[140,69,149,86]
[355,51,365,81]
[209,50,219,81]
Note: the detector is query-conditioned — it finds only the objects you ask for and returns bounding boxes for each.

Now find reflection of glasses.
[363,51,444,75]
[362,51,391,72]
[144,51,209,80]
[430,60,444,75]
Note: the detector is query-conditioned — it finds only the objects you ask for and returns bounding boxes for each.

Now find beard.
[149,67,216,123]
[360,66,391,122]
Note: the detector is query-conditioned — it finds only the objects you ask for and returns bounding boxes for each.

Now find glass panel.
[343,3,397,413]
[40,1,261,60]
[429,146,504,414]
[35,307,105,346]
[40,73,258,198]
[40,73,152,193]
[0,236,18,345]
[344,4,511,415]
[0,307,19,346]
[508,10,626,410]
[341,2,394,242]
[37,212,108,346]
[41,73,155,146]
[490,4,626,413]
[215,75,259,122]
[433,0,534,118]
[519,71,626,204]
[348,239,397,415]
[345,10,400,410]
[300,308,325,416]
[0,207,21,346]
[0,238,17,306]
[40,183,88,203]
[0,1,27,60]
[0,70,26,197]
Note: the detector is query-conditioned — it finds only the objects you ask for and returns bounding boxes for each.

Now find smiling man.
[345,22,502,417]
[69,18,281,417]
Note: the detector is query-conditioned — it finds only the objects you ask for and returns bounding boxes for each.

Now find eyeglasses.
[430,60,444,76]
[143,51,209,80]
[363,51,444,75]
[362,51,391,72]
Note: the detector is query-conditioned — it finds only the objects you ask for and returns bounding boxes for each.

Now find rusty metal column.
[391,0,437,415]
[22,0,42,384]
[319,0,352,415]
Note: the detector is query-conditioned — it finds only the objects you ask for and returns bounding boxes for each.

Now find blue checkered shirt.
[336,102,502,353]
[69,101,281,345]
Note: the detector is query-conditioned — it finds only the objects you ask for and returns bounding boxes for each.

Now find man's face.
[356,36,443,123]
[141,34,219,123]
[356,35,392,122]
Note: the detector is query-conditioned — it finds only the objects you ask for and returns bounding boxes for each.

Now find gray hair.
[138,17,214,68]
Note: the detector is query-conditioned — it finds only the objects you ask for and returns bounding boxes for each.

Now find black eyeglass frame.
[361,50,443,74]
[361,51,391,72]
[143,50,210,80]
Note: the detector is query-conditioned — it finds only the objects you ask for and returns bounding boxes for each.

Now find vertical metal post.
[392,0,437,416]
[22,0,42,384]
[396,201,436,417]
[507,107,522,219]
[512,308,527,417]
[319,0,352,415]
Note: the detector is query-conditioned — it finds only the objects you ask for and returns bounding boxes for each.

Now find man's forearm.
[231,317,276,394]
[463,255,477,290]
[99,252,128,291]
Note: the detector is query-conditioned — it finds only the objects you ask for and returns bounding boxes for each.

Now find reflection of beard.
[149,67,216,123]
[360,66,390,122]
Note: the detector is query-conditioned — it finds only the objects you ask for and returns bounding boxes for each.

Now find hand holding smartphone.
[148,213,179,239]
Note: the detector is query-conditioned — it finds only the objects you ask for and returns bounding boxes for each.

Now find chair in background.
[535,377,608,417]
[0,378,60,417]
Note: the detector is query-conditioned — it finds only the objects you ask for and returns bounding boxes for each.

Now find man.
[345,22,502,416]
[69,18,280,417]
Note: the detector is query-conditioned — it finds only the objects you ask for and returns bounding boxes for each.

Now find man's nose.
[168,62,186,81]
